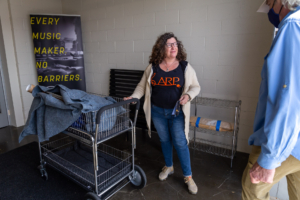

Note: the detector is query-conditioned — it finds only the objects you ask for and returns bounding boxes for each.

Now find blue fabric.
[70,112,96,132]
[70,96,124,133]
[196,117,201,128]
[248,6,300,170]
[71,114,85,128]
[19,85,124,142]
[216,120,221,131]
[151,104,192,176]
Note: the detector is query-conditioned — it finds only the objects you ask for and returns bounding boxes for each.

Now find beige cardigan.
[131,63,201,142]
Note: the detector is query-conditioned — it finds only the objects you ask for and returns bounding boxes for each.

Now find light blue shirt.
[249,6,300,170]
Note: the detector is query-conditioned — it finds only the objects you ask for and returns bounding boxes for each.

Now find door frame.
[0,38,9,128]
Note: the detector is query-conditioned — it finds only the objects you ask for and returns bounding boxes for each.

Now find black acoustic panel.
[109,90,133,97]
[110,69,144,75]
[110,85,136,92]
[110,79,141,85]
[109,69,155,131]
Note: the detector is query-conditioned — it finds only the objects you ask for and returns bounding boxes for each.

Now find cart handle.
[96,98,140,125]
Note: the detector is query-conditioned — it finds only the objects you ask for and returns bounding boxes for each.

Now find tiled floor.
[0,126,249,199]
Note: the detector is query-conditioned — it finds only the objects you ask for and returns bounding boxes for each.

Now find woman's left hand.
[179,94,190,105]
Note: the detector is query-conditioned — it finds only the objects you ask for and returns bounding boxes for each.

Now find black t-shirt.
[151,61,186,109]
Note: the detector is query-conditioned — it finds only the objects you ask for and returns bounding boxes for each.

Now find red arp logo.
[151,73,181,88]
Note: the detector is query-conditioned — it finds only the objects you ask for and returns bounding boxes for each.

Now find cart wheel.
[42,171,48,181]
[38,165,48,181]
[84,192,101,200]
[129,165,147,189]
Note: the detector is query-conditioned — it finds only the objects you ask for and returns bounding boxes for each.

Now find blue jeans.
[151,104,192,177]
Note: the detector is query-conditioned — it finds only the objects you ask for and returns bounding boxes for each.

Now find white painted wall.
[0,20,12,126]
[7,0,62,123]
[0,0,24,126]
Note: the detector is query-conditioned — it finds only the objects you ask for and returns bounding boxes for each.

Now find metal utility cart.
[190,97,241,168]
[37,94,146,200]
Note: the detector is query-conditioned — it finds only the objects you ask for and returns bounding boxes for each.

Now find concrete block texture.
[99,41,115,53]
[192,21,222,36]
[155,10,179,25]
[115,16,133,29]
[82,31,92,43]
[98,0,114,8]
[125,52,144,64]
[180,37,205,52]
[199,80,216,94]
[107,29,125,41]
[92,53,109,64]
[91,31,107,42]
[190,50,219,66]
[84,42,99,53]
[144,0,166,13]
[125,27,144,40]
[81,20,98,32]
[62,0,81,13]
[222,16,273,35]
[134,40,155,52]
[180,7,207,24]
[106,4,124,19]
[133,13,155,27]
[207,3,240,21]
[81,0,98,11]
[144,25,166,39]
[116,40,134,52]
[124,1,144,16]
[166,23,192,37]
[90,8,106,20]
[203,65,234,81]
[77,10,90,22]
[108,53,126,64]
[98,18,114,31]
[166,0,193,11]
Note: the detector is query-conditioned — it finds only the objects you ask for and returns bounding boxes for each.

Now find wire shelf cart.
[37,95,146,200]
[190,97,242,168]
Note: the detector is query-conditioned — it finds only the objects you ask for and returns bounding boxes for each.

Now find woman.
[124,32,200,194]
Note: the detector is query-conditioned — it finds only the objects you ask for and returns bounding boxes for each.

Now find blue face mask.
[268,3,283,28]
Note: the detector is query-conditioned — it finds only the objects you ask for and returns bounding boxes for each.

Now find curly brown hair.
[149,32,187,65]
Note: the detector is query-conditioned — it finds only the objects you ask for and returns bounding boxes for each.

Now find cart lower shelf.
[42,139,131,193]
[189,138,235,159]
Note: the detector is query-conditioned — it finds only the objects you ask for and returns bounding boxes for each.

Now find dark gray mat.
[0,142,87,200]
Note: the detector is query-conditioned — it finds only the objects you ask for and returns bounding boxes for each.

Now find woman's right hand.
[123,96,133,101]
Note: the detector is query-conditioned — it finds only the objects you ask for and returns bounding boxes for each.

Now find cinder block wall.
[8,0,62,122]
[62,0,274,153]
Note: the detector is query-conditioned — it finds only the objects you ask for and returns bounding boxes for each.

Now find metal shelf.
[189,125,234,138]
[191,97,242,168]
[192,97,241,109]
[190,138,235,159]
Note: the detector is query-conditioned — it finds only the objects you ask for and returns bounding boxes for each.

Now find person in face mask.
[268,0,284,27]
[242,0,300,199]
